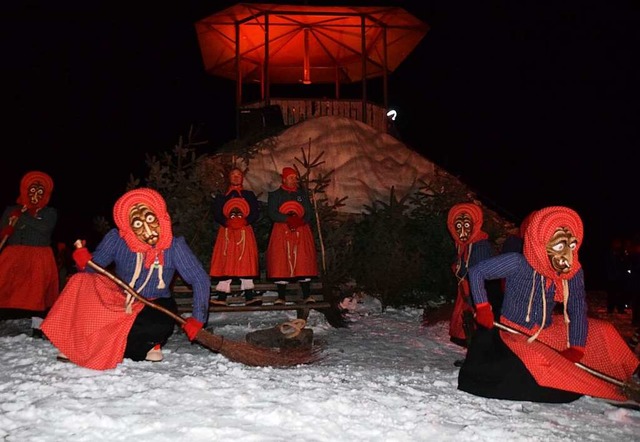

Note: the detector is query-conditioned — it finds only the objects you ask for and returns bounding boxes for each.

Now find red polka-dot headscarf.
[17,171,54,212]
[522,206,583,344]
[518,211,536,239]
[113,188,172,269]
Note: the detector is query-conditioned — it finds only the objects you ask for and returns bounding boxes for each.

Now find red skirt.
[449,279,473,342]
[41,273,143,370]
[266,223,318,279]
[209,226,259,278]
[500,315,640,401]
[0,245,59,310]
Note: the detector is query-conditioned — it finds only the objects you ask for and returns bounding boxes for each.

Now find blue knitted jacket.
[453,238,495,280]
[89,229,211,324]
[469,252,588,347]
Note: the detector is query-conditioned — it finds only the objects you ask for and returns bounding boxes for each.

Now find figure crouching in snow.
[458,206,640,403]
[42,188,210,369]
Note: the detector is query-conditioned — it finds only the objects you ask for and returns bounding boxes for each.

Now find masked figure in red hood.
[0,171,58,338]
[209,167,261,306]
[42,188,210,370]
[266,167,318,304]
[446,203,497,352]
[459,206,639,403]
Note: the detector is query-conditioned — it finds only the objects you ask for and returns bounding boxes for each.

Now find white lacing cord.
[236,229,246,261]
[286,231,298,277]
[525,269,537,323]
[454,243,473,283]
[124,252,165,314]
[223,227,246,261]
[223,228,229,257]
[524,275,571,347]
[125,253,143,314]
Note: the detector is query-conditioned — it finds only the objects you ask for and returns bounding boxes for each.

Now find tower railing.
[241,98,389,133]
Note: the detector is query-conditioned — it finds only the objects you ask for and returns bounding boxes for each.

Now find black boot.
[462,310,477,348]
[301,281,315,303]
[244,289,262,306]
[274,284,287,305]
[211,291,228,306]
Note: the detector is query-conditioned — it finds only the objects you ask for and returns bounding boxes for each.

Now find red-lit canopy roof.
[195,3,429,85]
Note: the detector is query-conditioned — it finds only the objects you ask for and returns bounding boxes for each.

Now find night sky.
[3,1,639,286]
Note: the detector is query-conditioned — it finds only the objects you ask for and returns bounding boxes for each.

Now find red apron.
[0,245,59,311]
[209,225,259,277]
[449,279,473,342]
[500,315,639,401]
[266,223,318,279]
[41,273,144,370]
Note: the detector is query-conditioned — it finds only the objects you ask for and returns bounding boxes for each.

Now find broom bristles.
[195,329,323,367]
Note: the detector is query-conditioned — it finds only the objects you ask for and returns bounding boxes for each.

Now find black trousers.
[124,297,178,361]
[458,327,582,403]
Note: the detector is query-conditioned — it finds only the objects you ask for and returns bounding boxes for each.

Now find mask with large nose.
[129,203,160,246]
[27,182,45,205]
[546,227,577,274]
[454,213,473,243]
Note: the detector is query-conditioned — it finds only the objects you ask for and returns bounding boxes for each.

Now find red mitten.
[286,214,305,229]
[560,346,585,363]
[226,217,247,230]
[1,225,15,238]
[27,207,40,217]
[72,247,92,271]
[182,317,204,341]
[474,302,494,329]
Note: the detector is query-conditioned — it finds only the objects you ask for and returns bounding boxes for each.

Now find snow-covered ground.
[0,296,638,442]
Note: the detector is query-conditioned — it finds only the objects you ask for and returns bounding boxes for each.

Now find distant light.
[386,109,397,121]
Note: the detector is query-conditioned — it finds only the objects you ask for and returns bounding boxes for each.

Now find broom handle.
[493,321,626,388]
[73,240,186,327]
[310,190,326,273]
[0,235,9,252]
[306,137,327,273]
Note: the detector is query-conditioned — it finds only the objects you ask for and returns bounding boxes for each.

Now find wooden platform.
[172,281,331,321]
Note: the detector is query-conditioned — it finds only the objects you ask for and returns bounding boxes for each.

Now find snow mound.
[244,116,437,214]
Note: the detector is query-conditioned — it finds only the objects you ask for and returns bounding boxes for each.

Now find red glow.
[195,4,429,85]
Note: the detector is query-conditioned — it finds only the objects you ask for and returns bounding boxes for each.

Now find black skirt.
[458,327,582,403]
